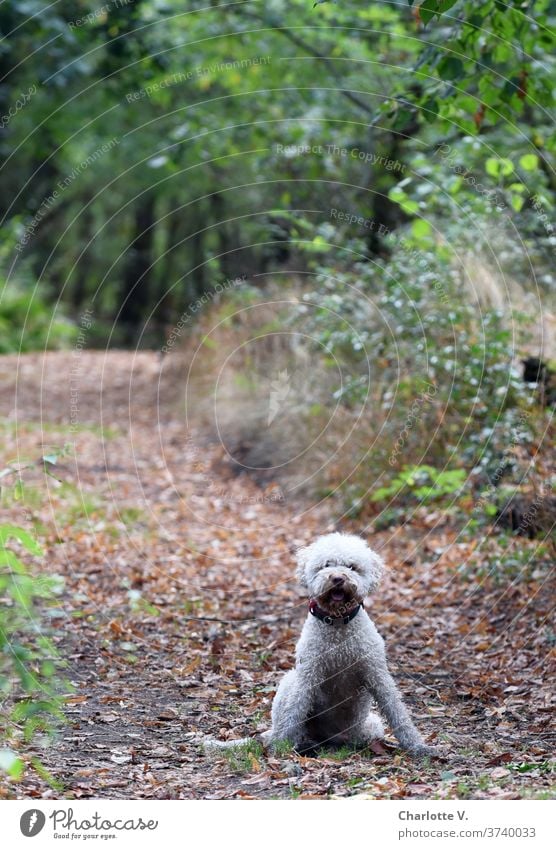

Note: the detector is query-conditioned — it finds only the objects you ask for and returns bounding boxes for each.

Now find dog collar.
[308,599,362,626]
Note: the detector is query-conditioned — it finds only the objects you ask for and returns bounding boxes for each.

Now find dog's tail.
[203,731,268,752]
[204,737,252,750]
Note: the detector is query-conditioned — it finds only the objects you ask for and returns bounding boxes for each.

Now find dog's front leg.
[268,670,317,752]
[364,665,435,757]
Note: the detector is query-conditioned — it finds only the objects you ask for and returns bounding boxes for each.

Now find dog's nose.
[332,575,344,585]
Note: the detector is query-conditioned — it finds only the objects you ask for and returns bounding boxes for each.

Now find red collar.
[308,599,362,626]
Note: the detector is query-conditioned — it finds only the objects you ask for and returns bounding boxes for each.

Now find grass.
[0,420,120,438]
[118,506,146,525]
[220,740,263,773]
[16,478,149,537]
[510,760,555,775]
[320,744,359,760]
[271,739,294,757]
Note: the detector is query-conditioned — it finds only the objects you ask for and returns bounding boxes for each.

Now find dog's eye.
[347,563,356,570]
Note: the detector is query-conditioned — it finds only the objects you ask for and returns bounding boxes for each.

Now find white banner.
[1,799,553,848]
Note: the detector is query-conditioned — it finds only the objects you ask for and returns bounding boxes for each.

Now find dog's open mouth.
[330,589,348,603]
[322,586,357,609]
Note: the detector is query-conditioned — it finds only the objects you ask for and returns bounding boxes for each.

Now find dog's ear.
[295,544,311,588]
[366,549,385,593]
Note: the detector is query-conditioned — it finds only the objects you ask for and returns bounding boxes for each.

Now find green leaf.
[519,153,539,171]
[437,0,458,12]
[485,157,514,178]
[485,158,499,177]
[419,1,438,24]
[0,549,27,573]
[0,524,42,556]
[0,749,24,779]
[422,97,438,122]
[392,107,415,131]
[401,199,419,214]
[437,56,465,80]
[412,219,432,238]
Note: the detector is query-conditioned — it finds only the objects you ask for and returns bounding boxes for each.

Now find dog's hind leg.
[267,669,317,751]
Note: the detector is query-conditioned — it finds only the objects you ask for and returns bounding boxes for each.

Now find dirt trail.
[0,352,553,799]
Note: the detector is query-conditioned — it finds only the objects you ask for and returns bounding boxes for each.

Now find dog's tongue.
[331,590,345,602]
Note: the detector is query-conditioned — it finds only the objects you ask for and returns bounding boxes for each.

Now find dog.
[206,532,436,758]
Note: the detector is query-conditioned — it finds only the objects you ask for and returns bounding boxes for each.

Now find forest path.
[0,351,553,799]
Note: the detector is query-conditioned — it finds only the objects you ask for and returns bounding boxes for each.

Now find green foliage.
[293,220,539,515]
[510,760,555,775]
[0,285,76,354]
[390,0,556,134]
[0,522,67,780]
[372,465,466,504]
[0,0,552,342]
[460,540,552,584]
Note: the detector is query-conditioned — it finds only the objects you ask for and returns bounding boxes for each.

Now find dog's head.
[295,532,384,614]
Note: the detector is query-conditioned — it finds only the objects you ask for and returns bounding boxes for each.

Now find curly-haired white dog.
[260,533,434,756]
[207,532,435,758]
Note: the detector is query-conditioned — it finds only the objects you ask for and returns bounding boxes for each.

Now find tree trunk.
[119,193,156,342]
[209,191,235,281]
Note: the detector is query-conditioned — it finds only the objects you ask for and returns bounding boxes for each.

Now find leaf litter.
[0,351,553,799]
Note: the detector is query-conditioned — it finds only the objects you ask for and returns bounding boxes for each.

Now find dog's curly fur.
[207,532,435,758]
[261,533,434,756]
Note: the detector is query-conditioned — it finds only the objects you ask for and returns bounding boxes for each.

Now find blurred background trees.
[1,0,554,532]
[0,0,554,345]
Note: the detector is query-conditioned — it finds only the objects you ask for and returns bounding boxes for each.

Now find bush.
[0,285,76,353]
[0,523,66,781]
[292,228,540,519]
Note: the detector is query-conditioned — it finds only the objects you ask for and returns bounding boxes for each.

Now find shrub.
[0,523,66,781]
[0,285,76,353]
[292,230,538,518]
